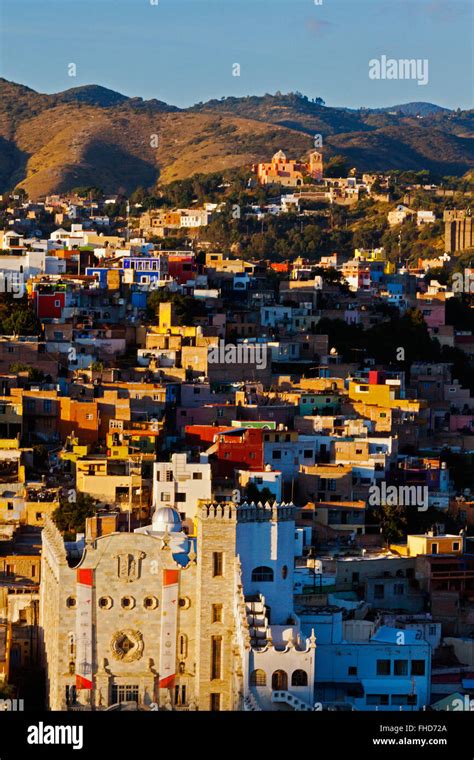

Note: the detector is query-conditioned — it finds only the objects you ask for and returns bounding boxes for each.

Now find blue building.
[299,609,431,710]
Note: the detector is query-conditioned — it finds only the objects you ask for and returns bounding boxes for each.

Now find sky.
[0,0,473,110]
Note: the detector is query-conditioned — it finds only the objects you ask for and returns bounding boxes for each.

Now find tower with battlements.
[40,501,315,711]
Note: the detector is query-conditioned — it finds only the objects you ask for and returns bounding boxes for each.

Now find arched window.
[67,633,76,658]
[178,634,188,658]
[251,566,274,582]
[250,669,266,687]
[272,670,288,691]
[291,669,308,687]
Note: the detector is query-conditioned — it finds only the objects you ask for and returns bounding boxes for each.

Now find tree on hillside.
[324,155,349,178]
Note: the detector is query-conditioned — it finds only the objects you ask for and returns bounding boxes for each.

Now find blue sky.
[0,0,472,109]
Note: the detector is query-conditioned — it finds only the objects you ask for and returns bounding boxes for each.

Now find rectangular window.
[411,660,425,676]
[366,694,389,705]
[211,636,222,680]
[394,660,408,676]
[174,685,187,706]
[111,684,139,704]
[272,450,282,460]
[65,685,77,706]
[348,666,357,676]
[210,693,221,711]
[212,604,223,623]
[192,472,202,480]
[176,493,186,502]
[212,552,223,577]
[374,584,384,600]
[376,660,391,676]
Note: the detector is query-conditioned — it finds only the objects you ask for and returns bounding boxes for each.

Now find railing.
[432,571,474,580]
[271,691,313,711]
[244,692,261,711]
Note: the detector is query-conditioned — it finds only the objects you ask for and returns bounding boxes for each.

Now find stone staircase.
[243,692,262,711]
[271,691,314,711]
[245,594,269,648]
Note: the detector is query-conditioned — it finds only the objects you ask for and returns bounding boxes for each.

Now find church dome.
[152,506,182,533]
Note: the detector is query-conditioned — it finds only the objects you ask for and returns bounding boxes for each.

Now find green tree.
[324,155,349,178]
[146,291,207,325]
[376,504,407,544]
[52,493,98,537]
[246,484,275,503]
[0,296,42,336]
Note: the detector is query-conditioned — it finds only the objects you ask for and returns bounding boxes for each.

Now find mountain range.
[0,79,472,199]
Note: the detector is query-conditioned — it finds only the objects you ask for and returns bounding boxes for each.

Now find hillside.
[364,102,450,117]
[0,81,472,198]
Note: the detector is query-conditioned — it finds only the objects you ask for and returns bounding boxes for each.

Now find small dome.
[152,506,182,533]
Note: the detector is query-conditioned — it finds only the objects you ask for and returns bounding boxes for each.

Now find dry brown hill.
[0,80,472,198]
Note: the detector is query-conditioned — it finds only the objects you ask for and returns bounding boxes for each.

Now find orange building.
[254,150,323,187]
[58,398,100,445]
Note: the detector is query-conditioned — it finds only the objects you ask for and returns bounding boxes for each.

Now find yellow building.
[354,247,395,274]
[205,252,255,274]
[148,302,197,339]
[348,380,423,413]
[391,533,463,557]
[75,452,151,520]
